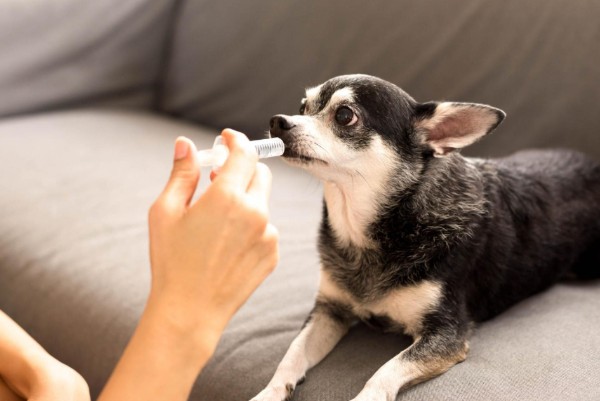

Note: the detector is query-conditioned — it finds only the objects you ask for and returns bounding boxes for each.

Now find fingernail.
[174,139,189,160]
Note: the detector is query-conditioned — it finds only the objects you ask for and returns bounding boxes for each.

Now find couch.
[1,1,599,400]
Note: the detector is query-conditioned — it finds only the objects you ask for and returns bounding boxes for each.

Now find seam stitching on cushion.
[152,0,187,113]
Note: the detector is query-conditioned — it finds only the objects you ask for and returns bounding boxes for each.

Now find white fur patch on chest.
[319,270,443,337]
[322,135,398,248]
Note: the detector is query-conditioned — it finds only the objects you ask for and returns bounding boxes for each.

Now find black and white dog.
[252,74,600,401]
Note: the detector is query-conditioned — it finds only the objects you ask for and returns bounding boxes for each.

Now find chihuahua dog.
[251,74,600,401]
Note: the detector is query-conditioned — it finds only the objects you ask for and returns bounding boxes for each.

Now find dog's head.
[269,74,505,187]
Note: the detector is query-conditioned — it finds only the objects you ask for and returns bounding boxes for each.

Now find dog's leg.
[250,299,355,401]
[351,331,469,401]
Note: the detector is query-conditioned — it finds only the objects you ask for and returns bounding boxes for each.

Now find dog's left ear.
[414,102,506,157]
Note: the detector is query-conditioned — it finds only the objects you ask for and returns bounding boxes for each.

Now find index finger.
[213,129,258,191]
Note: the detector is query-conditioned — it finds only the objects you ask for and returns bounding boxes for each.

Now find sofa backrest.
[159,0,600,159]
[0,0,176,118]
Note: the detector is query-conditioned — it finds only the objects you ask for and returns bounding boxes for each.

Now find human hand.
[0,311,90,401]
[147,129,279,350]
[26,362,89,401]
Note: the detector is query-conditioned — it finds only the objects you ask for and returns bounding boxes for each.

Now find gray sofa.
[1,1,599,400]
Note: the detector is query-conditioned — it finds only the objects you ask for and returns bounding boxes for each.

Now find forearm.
[97,132,277,400]
[0,375,24,401]
[0,310,89,401]
[0,310,55,398]
[97,294,223,401]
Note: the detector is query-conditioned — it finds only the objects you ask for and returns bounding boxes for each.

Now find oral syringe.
[196,136,285,167]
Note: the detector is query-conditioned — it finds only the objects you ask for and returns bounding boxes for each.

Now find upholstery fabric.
[0,0,176,118]
[1,1,599,400]
[0,109,322,399]
[160,0,600,160]
[1,110,598,401]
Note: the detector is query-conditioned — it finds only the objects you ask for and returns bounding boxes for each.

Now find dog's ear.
[414,102,506,157]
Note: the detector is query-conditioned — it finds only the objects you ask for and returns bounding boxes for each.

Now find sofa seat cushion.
[0,109,599,401]
[0,108,323,398]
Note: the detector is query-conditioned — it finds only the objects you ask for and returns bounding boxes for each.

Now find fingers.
[213,129,258,191]
[262,223,280,271]
[237,222,280,297]
[247,162,273,206]
[155,137,200,215]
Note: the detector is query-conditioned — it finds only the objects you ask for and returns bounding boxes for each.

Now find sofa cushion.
[0,110,599,401]
[0,0,176,118]
[0,109,322,398]
[160,0,600,161]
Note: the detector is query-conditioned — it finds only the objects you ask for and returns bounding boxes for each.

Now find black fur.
[321,147,600,326]
[303,75,600,325]
[268,74,600,398]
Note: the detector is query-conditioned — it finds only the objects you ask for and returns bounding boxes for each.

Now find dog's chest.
[319,271,442,337]
[323,183,380,248]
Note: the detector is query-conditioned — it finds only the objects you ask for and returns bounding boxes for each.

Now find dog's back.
[497,149,600,275]
[465,149,600,320]
[500,149,600,276]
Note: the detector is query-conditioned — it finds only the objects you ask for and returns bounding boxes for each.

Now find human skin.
[98,129,279,401]
[0,310,90,401]
[0,129,279,401]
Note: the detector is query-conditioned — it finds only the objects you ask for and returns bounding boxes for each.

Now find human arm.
[97,129,279,401]
[0,375,23,401]
[0,310,90,401]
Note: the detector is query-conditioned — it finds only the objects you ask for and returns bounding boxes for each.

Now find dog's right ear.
[414,102,506,157]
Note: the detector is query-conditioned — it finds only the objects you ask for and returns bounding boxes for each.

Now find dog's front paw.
[350,388,389,401]
[250,383,295,401]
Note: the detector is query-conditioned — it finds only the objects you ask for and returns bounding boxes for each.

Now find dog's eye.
[335,106,357,126]
[299,103,306,115]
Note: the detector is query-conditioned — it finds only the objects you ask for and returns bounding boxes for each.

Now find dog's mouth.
[269,130,328,165]
[283,149,327,165]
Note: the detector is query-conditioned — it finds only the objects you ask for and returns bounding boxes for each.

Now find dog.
[251,74,600,401]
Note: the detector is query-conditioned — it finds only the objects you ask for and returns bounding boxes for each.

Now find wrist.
[143,292,228,364]
[8,351,85,400]
[96,293,225,401]
[30,361,89,401]
[2,345,54,398]
[0,375,23,401]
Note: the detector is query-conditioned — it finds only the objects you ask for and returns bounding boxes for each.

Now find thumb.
[160,137,200,212]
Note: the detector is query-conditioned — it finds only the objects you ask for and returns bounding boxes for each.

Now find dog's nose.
[269,115,295,137]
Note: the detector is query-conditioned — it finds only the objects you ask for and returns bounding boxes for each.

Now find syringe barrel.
[251,137,285,159]
[196,136,285,167]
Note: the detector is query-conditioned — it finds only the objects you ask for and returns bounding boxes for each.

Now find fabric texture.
[1,110,599,401]
[1,1,600,400]
[0,109,322,399]
[160,0,600,160]
[0,0,176,118]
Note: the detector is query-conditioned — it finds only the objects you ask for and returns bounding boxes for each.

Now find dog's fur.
[251,74,600,401]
